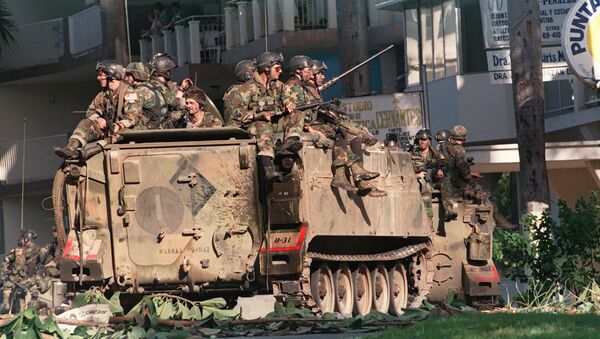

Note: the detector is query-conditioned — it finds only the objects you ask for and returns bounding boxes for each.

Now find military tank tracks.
[274,243,434,317]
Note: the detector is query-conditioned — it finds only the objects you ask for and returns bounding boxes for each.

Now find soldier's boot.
[444,199,458,221]
[54,139,81,159]
[349,136,379,182]
[258,155,282,182]
[331,166,357,192]
[282,136,303,153]
[356,180,387,197]
[350,162,380,182]
[1,289,10,313]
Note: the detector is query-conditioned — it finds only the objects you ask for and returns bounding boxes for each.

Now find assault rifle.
[244,99,341,125]
[318,44,395,92]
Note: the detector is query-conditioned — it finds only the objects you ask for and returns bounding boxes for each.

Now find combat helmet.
[451,125,468,141]
[414,128,432,141]
[311,60,328,74]
[289,55,313,71]
[148,53,176,79]
[96,60,124,80]
[256,52,284,72]
[125,62,150,82]
[234,59,257,82]
[435,129,451,143]
[18,229,38,246]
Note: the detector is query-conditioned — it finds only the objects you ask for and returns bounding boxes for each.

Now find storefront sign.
[339,93,423,144]
[486,46,573,84]
[562,0,600,85]
[480,0,577,49]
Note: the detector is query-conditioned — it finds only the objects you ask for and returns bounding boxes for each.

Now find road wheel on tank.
[352,264,373,316]
[371,263,390,313]
[310,263,336,313]
[408,251,432,308]
[333,263,354,317]
[388,261,408,316]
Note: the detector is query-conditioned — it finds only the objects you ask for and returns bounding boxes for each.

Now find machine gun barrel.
[318,44,395,92]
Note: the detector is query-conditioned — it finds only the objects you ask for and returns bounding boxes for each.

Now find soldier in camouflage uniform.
[411,128,442,220]
[180,87,222,128]
[440,125,483,220]
[146,53,191,128]
[435,129,450,154]
[54,60,142,159]
[1,230,39,314]
[124,62,162,129]
[224,59,256,126]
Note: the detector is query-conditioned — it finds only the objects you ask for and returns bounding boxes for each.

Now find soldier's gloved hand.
[309,132,333,148]
[96,117,107,130]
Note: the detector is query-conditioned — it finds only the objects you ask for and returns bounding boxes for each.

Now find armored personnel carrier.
[53,128,499,316]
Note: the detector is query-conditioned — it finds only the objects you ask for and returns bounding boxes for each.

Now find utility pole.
[100,0,129,64]
[337,0,370,97]
[507,0,550,219]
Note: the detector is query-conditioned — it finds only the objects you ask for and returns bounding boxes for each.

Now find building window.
[544,80,574,117]
[404,0,458,88]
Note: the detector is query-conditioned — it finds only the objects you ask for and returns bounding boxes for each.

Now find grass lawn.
[378,312,600,339]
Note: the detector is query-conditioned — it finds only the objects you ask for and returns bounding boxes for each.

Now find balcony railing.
[0,134,68,185]
[139,15,225,66]
[0,6,102,72]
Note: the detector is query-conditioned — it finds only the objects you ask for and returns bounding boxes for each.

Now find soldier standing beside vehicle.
[440,125,482,220]
[1,230,40,314]
[180,87,222,128]
[54,60,142,159]
[124,62,162,129]
[411,128,442,220]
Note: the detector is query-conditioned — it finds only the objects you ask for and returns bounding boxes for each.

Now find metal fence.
[0,134,67,185]
[68,6,102,56]
[294,0,328,30]
[0,19,65,71]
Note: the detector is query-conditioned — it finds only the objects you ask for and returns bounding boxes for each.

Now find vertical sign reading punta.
[562,0,600,86]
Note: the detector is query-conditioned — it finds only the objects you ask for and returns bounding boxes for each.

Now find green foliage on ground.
[378,312,600,339]
[493,192,600,294]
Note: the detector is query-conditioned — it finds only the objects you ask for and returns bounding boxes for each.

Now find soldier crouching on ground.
[54,60,142,159]
[178,86,222,128]
[124,62,162,129]
[1,230,39,314]
[440,125,484,221]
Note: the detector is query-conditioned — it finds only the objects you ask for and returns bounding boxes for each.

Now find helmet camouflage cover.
[125,62,150,82]
[451,125,468,140]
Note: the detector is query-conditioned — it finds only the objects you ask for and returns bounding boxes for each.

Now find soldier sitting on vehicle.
[440,125,484,221]
[54,60,142,159]
[224,59,257,126]
[177,86,223,128]
[304,59,385,197]
[411,128,443,220]
[435,129,451,154]
[124,62,162,129]
[146,53,193,128]
[1,230,40,314]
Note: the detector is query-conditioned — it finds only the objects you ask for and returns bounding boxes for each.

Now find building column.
[280,0,295,31]
[252,0,264,40]
[175,24,188,65]
[139,38,151,63]
[163,29,177,62]
[188,21,201,64]
[224,6,239,50]
[327,0,337,29]
[266,0,278,34]
[151,32,163,55]
[238,1,251,45]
